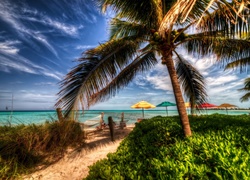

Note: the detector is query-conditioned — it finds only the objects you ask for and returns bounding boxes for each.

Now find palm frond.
[98,0,163,28]
[159,0,215,35]
[196,1,250,37]
[55,58,100,117]
[159,0,249,36]
[175,52,207,113]
[239,92,250,102]
[244,77,250,87]
[56,38,142,117]
[89,51,158,105]
[239,77,250,90]
[225,57,250,72]
[184,36,250,64]
[238,77,250,102]
[84,37,143,72]
[179,0,213,24]
[109,18,149,40]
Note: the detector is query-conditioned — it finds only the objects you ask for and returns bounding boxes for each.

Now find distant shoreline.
[1,108,249,112]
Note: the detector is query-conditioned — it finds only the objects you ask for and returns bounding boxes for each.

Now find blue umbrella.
[156,101,176,116]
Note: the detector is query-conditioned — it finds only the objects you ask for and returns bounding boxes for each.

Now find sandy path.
[23,125,134,180]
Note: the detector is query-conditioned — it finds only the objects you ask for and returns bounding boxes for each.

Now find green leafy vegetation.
[85,114,250,179]
[0,120,85,179]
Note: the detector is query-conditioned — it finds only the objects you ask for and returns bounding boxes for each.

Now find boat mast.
[9,93,13,125]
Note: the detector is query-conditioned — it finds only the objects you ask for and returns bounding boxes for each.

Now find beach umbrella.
[185,102,192,115]
[198,103,217,114]
[198,103,217,109]
[131,100,155,118]
[217,103,238,115]
[156,101,176,116]
[185,102,191,108]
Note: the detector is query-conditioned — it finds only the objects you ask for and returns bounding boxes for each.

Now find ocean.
[0,109,249,126]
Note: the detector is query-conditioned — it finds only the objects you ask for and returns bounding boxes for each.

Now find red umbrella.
[198,103,217,109]
[198,103,217,114]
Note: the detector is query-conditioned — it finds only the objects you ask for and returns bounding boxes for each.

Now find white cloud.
[42,71,62,81]
[0,1,21,30]
[134,75,148,87]
[0,56,38,74]
[134,62,173,92]
[176,48,217,76]
[76,45,95,50]
[0,1,59,57]
[146,75,173,91]
[21,92,55,100]
[34,82,56,86]
[0,52,63,80]
[44,17,78,36]
[143,92,159,96]
[23,15,79,36]
[0,40,20,54]
[33,34,58,58]
[72,1,99,24]
[206,75,239,86]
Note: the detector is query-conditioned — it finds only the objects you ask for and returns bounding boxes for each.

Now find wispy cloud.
[33,34,59,58]
[76,45,96,50]
[72,1,99,24]
[0,1,59,57]
[34,82,57,86]
[0,40,21,54]
[7,91,57,110]
[146,75,173,91]
[177,48,217,76]
[21,13,79,36]
[135,62,173,92]
[44,17,78,36]
[41,71,63,81]
[0,55,38,74]
[0,1,22,31]
[206,75,239,86]
[0,51,63,80]
[142,92,159,96]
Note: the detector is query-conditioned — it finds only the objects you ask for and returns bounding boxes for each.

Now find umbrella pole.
[166,107,168,116]
[226,108,228,115]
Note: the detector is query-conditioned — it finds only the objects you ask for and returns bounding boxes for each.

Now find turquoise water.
[0,109,249,126]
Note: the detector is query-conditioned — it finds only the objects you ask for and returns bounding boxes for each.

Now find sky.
[0,0,249,111]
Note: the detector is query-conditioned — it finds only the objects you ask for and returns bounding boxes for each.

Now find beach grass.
[0,120,85,179]
[85,114,250,179]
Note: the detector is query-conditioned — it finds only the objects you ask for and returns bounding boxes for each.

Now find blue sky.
[0,0,249,110]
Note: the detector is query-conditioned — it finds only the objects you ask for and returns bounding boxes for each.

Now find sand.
[22,124,134,180]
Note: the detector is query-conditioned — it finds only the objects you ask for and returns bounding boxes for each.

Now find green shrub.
[85,114,250,179]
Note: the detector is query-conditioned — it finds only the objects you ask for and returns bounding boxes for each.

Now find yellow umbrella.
[131,100,155,118]
[185,102,191,108]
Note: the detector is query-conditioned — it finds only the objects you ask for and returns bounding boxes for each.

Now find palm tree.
[56,0,249,137]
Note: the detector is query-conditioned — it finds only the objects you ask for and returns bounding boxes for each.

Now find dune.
[23,125,135,180]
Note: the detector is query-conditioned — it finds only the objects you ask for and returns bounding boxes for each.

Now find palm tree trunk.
[163,53,192,137]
